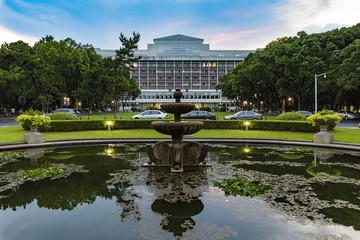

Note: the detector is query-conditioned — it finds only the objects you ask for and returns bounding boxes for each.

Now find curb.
[1,137,360,151]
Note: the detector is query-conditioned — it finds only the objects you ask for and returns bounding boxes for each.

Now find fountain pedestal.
[146,89,209,172]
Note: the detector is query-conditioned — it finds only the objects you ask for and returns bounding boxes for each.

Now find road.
[0,118,359,128]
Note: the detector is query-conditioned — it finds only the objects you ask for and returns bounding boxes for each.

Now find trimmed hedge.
[39,119,322,132]
[49,112,80,120]
[275,112,307,121]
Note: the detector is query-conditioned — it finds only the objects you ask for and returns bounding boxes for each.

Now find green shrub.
[131,107,139,112]
[275,112,307,121]
[202,120,318,132]
[146,107,161,111]
[200,107,212,112]
[49,112,80,120]
[220,106,226,112]
[41,119,319,132]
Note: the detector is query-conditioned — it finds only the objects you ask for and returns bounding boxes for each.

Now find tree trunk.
[296,94,301,111]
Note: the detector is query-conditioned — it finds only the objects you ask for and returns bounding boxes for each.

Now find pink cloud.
[208,28,264,46]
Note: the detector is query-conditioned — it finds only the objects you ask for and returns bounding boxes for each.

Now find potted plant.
[307,109,342,131]
[16,114,50,132]
[15,110,50,144]
[16,109,50,131]
[307,109,342,144]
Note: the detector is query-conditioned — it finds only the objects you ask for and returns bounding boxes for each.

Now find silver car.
[335,110,359,120]
[224,111,262,120]
[130,110,168,119]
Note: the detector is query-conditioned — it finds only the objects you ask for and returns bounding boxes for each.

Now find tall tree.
[111,32,141,117]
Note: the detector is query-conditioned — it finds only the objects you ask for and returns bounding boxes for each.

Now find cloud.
[0,26,38,45]
[207,29,264,46]
[275,0,360,34]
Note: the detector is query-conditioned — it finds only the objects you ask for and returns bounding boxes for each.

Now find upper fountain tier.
[161,103,194,114]
[161,89,195,114]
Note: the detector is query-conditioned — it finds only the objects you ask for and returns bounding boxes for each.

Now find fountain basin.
[152,121,203,137]
[161,103,195,114]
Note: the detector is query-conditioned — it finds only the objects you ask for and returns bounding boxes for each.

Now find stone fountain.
[146,89,208,172]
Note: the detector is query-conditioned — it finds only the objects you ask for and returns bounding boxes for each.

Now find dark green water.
[0,144,360,240]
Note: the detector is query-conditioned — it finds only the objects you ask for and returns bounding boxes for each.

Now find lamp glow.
[107,121,112,131]
[245,121,249,131]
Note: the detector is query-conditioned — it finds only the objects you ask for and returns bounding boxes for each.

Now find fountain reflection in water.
[146,89,209,172]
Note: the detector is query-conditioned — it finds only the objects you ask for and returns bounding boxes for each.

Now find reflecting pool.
[0,144,360,240]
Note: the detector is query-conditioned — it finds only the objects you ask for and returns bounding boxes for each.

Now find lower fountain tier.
[152,121,203,137]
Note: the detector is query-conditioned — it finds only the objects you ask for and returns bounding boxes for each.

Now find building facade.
[96,34,256,110]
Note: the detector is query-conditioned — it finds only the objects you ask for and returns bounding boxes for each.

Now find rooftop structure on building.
[95,34,257,110]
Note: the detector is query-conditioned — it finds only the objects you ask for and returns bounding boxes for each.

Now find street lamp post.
[315,73,326,113]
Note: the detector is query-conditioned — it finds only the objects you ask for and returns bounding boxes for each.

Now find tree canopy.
[0,33,141,113]
[217,23,360,112]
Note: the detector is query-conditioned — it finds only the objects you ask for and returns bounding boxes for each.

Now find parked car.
[181,111,216,120]
[335,110,360,120]
[335,110,359,120]
[106,107,112,113]
[224,111,262,120]
[130,110,168,119]
[296,111,313,117]
[44,108,82,119]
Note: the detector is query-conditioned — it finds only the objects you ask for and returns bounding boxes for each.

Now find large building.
[96,34,257,110]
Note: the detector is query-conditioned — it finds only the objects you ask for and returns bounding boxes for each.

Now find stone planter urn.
[24,124,44,144]
[314,118,335,144]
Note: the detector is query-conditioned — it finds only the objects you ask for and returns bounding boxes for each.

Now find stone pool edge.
[1,137,360,151]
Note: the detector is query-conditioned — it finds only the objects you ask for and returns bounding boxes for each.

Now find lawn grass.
[0,126,28,143]
[1,126,360,144]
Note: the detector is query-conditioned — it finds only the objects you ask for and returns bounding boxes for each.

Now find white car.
[130,110,168,119]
